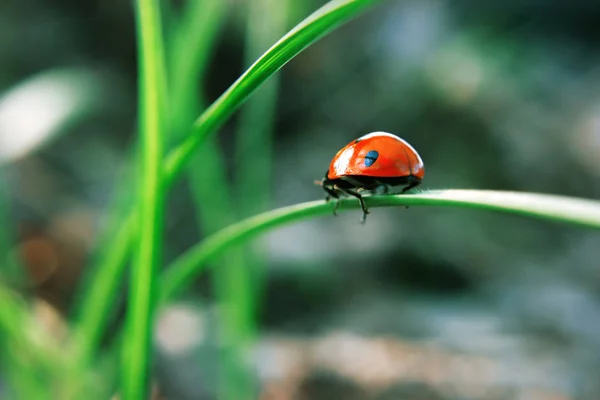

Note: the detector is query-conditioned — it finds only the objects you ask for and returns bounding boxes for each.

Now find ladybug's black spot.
[364,150,379,167]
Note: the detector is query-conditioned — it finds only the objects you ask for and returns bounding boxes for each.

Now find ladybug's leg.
[331,187,342,216]
[339,188,369,224]
[333,198,341,215]
[337,176,371,223]
[401,180,421,209]
[323,185,341,216]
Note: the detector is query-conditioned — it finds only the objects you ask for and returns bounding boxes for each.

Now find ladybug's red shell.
[327,132,424,180]
[320,132,424,223]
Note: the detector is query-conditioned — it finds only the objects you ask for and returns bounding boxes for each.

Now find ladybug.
[320,132,424,223]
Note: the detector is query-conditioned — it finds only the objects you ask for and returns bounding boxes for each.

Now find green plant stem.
[120,0,166,398]
[75,0,382,364]
[160,189,600,300]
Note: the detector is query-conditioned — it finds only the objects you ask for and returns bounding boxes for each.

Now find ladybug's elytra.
[320,132,424,223]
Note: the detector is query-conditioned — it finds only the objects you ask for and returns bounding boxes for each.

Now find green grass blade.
[162,0,383,186]
[120,0,166,398]
[160,189,600,300]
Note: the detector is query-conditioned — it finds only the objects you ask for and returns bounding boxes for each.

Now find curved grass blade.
[162,0,383,185]
[160,189,600,300]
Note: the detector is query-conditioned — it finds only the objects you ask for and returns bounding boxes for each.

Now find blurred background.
[1,0,600,399]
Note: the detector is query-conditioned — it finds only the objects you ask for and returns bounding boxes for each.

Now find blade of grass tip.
[162,0,383,186]
[159,190,600,299]
[74,0,381,366]
[120,0,166,398]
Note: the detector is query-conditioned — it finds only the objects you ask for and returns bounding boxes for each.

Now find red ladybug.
[320,132,424,223]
